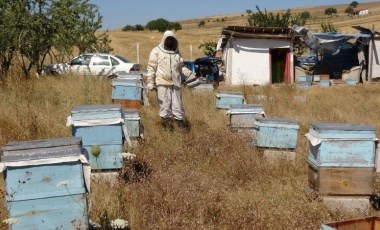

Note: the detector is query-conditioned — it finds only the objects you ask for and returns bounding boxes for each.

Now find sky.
[89,0,376,30]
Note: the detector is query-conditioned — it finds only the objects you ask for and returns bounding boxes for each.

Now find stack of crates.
[1,137,89,229]
[111,72,144,109]
[69,104,124,170]
[306,122,377,212]
[253,117,300,161]
[215,91,246,109]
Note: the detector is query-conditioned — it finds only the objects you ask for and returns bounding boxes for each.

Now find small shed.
[217,26,296,86]
[0,137,90,229]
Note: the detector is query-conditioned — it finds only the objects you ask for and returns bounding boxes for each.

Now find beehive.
[111,78,143,109]
[215,91,245,109]
[253,117,299,149]
[1,137,89,229]
[122,108,141,138]
[69,104,124,170]
[228,104,264,128]
[321,216,380,230]
[306,123,377,168]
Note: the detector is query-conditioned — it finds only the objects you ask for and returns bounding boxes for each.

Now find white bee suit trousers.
[157,85,184,120]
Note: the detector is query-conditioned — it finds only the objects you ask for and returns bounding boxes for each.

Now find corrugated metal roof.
[222,26,295,40]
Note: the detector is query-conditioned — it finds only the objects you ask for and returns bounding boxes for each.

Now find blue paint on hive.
[215,91,245,109]
[1,137,89,229]
[111,78,143,101]
[319,80,331,87]
[307,123,377,168]
[71,104,124,170]
[253,118,299,149]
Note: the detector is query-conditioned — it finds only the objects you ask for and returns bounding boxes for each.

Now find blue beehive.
[215,91,245,109]
[123,109,141,138]
[320,80,331,87]
[1,137,89,229]
[298,75,313,82]
[228,104,264,128]
[297,81,312,89]
[306,123,377,168]
[69,104,124,170]
[111,78,143,101]
[253,117,299,149]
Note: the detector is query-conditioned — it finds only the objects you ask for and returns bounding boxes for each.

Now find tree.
[146,18,170,32]
[198,41,217,57]
[135,24,144,31]
[349,1,359,8]
[248,6,306,27]
[168,22,182,31]
[246,9,252,15]
[345,6,354,15]
[324,7,337,16]
[300,11,311,20]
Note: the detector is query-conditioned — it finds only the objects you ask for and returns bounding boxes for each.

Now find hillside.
[107,1,380,70]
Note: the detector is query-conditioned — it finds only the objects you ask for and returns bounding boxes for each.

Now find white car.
[41,53,140,77]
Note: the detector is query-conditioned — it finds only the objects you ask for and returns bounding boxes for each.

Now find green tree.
[248,6,306,27]
[146,18,170,32]
[345,6,354,15]
[300,11,311,20]
[135,24,144,31]
[349,1,359,8]
[198,41,217,57]
[168,22,182,31]
[246,9,252,15]
[324,7,337,16]
[122,25,137,31]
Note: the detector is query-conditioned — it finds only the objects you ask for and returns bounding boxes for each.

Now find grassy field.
[1,1,380,229]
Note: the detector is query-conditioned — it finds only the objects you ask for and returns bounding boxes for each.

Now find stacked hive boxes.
[297,75,312,89]
[215,91,246,109]
[111,72,144,109]
[68,104,124,170]
[306,123,377,210]
[228,104,265,138]
[0,137,89,229]
[122,108,142,147]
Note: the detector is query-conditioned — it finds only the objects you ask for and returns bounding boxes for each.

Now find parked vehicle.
[182,57,223,85]
[41,53,140,78]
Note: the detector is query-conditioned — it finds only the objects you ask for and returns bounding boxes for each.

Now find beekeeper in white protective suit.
[146,30,196,131]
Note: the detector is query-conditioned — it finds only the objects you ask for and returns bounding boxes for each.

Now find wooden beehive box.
[111,78,143,109]
[70,104,124,170]
[321,216,380,230]
[192,83,214,92]
[253,117,299,149]
[308,162,374,195]
[215,91,245,109]
[306,123,377,168]
[228,104,264,129]
[122,108,141,138]
[1,137,89,229]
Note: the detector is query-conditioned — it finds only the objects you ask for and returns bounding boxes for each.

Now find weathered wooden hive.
[69,104,124,170]
[1,137,89,230]
[306,122,377,195]
[253,117,299,149]
[122,108,142,139]
[321,216,380,230]
[215,91,245,109]
[111,73,144,109]
[228,104,265,129]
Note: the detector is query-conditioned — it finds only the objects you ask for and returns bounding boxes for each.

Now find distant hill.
[108,1,380,69]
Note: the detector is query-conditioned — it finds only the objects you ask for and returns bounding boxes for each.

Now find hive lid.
[72,104,121,113]
[255,117,298,125]
[311,123,375,132]
[1,137,84,162]
[216,91,244,97]
[116,72,142,80]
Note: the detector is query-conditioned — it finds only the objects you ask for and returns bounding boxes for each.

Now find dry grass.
[2,76,380,229]
[2,2,380,229]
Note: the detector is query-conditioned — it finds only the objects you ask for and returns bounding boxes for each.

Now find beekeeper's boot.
[161,117,173,131]
[175,119,191,132]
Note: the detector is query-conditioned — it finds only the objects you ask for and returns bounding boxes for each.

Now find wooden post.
[369,25,375,83]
